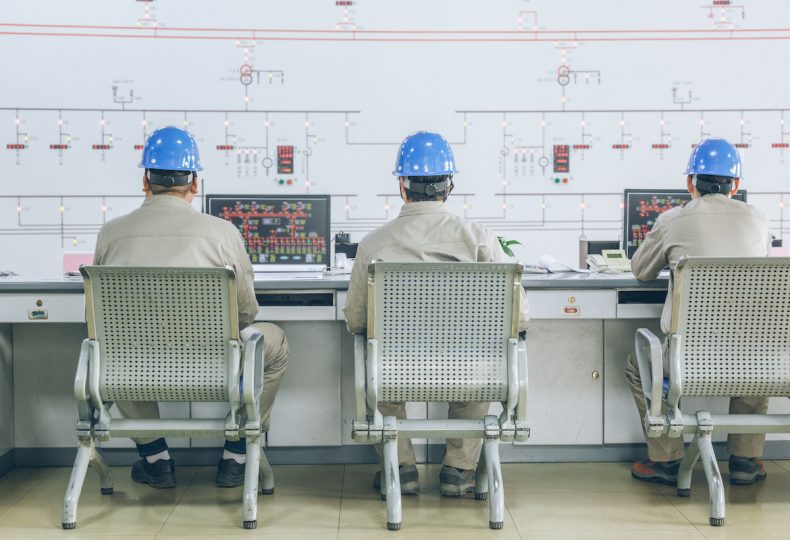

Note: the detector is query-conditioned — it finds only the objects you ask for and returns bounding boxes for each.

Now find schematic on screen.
[623,189,747,258]
[205,194,330,269]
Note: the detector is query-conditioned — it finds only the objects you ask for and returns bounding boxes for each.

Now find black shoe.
[216,458,246,488]
[131,458,176,489]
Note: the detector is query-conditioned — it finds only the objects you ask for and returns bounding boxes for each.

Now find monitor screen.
[205,194,331,271]
[623,189,747,258]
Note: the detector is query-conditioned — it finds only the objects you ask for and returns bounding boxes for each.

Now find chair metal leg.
[90,446,114,495]
[484,438,504,529]
[697,432,726,526]
[61,438,94,529]
[242,435,261,530]
[677,434,701,497]
[259,448,274,495]
[475,443,489,501]
[383,415,402,531]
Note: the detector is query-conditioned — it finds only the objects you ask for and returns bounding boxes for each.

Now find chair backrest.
[368,262,522,403]
[673,257,790,397]
[81,265,240,402]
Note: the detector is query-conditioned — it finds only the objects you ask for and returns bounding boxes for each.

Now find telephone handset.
[586,249,631,274]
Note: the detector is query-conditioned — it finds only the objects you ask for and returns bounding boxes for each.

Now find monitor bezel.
[622,189,747,258]
[204,193,332,271]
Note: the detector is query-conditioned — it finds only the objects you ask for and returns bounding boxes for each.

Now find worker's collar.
[398,201,449,217]
[141,194,195,210]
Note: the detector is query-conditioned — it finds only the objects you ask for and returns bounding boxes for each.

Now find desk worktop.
[0,270,669,292]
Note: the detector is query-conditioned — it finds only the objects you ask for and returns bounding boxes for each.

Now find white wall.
[1,0,789,274]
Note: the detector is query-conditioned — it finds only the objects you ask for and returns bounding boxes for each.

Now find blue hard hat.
[139,126,203,172]
[392,131,457,177]
[685,138,741,178]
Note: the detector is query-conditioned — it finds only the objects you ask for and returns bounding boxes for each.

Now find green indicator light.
[278,179,284,185]
[554,178,561,183]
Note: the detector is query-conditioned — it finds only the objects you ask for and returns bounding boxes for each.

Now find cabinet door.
[523,320,603,445]
[266,321,342,446]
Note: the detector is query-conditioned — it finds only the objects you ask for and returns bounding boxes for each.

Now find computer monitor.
[623,189,747,259]
[205,194,331,272]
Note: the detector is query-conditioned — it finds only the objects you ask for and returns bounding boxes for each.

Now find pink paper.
[62,253,94,274]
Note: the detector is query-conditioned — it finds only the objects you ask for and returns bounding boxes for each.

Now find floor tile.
[0,468,55,499]
[699,529,790,540]
[160,489,341,535]
[520,532,707,540]
[669,485,790,529]
[506,490,696,532]
[339,464,516,534]
[158,534,335,540]
[0,495,174,536]
[501,462,660,493]
[27,466,199,501]
[339,531,521,540]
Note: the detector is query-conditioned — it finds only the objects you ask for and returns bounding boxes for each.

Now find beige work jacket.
[343,201,529,335]
[631,194,772,334]
[93,194,259,330]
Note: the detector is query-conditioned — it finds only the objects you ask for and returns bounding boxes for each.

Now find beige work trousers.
[377,401,491,470]
[625,351,768,461]
[118,322,289,444]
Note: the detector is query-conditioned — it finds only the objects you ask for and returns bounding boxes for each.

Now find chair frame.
[352,262,529,531]
[62,265,272,530]
[636,256,790,526]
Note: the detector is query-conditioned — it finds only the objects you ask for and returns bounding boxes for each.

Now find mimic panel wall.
[2,1,790,274]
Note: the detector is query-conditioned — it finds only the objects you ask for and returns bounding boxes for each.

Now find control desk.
[4,271,785,473]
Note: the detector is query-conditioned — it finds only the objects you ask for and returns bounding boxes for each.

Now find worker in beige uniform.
[626,137,772,486]
[94,126,289,489]
[343,131,529,497]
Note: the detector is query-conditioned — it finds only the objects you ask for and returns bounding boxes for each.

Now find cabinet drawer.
[0,293,84,322]
[528,290,616,319]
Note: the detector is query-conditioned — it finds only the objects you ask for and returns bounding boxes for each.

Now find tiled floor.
[2,461,790,539]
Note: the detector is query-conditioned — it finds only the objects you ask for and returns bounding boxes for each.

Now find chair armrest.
[515,337,529,438]
[74,339,93,427]
[635,328,664,420]
[365,338,382,428]
[504,337,519,421]
[87,340,112,435]
[241,329,264,425]
[353,333,367,424]
[666,334,683,412]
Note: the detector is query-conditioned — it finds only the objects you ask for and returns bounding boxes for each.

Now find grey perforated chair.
[352,262,529,531]
[635,256,790,526]
[62,265,271,530]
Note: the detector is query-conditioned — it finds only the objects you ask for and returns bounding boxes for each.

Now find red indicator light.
[50,144,69,150]
[92,144,111,150]
[216,145,235,150]
[572,144,590,150]
[652,144,669,149]
[612,144,630,150]
[772,143,789,148]
[286,179,293,185]
[6,144,26,150]
[734,143,749,148]
[562,178,569,184]
[134,144,144,150]
[277,145,294,174]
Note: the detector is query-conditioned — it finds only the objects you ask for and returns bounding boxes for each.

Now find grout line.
[154,465,202,538]
[337,464,346,539]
